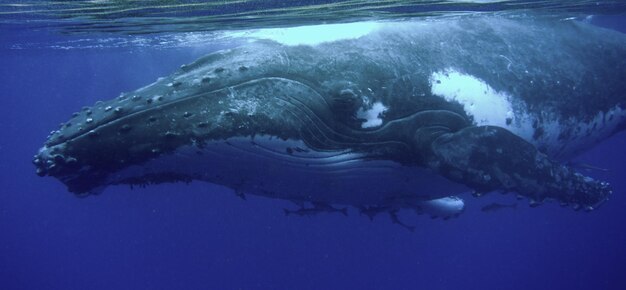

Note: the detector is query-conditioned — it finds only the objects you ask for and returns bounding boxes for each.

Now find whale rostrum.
[34,16,626,219]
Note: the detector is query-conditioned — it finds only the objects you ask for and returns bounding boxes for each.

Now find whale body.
[33,16,626,219]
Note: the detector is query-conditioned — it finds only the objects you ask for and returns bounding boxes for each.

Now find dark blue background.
[1,17,626,290]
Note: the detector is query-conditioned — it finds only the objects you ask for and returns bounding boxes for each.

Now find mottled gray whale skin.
[34,16,626,217]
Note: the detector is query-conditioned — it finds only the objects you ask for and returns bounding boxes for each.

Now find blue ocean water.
[2,2,626,290]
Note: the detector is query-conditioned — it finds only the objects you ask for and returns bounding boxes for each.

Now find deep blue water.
[2,10,626,290]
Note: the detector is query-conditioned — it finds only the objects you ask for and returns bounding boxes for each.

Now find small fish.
[283,202,348,217]
[359,205,390,221]
[480,202,517,213]
[311,202,349,216]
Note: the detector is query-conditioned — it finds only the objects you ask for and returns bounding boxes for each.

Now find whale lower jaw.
[106,135,468,215]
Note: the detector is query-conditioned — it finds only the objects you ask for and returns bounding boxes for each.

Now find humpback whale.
[33,16,626,219]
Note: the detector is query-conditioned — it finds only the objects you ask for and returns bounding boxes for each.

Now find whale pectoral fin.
[428,126,612,209]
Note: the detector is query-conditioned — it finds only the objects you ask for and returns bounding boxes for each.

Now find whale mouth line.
[48,76,313,147]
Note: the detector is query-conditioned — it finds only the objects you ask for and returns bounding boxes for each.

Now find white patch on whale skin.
[108,135,468,206]
[430,69,514,128]
[430,68,626,159]
[227,22,381,46]
[357,101,388,128]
